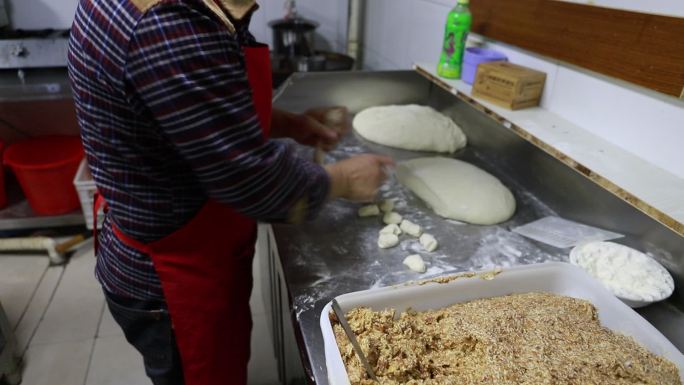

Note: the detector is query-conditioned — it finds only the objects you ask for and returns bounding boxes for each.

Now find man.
[67,0,392,384]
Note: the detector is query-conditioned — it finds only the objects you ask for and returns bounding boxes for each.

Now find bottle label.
[443,30,467,68]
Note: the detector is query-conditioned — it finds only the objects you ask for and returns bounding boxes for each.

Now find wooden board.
[469,0,684,98]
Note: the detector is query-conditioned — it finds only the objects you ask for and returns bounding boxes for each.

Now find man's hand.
[324,154,395,202]
[293,113,340,150]
[270,107,350,150]
[303,106,351,149]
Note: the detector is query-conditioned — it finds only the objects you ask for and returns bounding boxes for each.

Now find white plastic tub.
[73,159,101,230]
[320,262,684,385]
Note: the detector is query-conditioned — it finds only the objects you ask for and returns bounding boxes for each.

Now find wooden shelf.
[468,0,684,98]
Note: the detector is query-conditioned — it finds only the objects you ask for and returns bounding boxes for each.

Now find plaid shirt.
[68,0,329,300]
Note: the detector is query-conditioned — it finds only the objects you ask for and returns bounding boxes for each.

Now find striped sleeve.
[124,3,329,222]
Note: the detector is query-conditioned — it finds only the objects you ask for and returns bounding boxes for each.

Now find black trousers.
[103,290,185,385]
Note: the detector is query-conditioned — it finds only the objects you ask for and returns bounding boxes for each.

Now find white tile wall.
[362,0,684,180]
[297,0,348,52]
[363,0,449,70]
[547,66,684,179]
[407,0,449,66]
[363,0,410,69]
[249,2,271,44]
[7,0,79,29]
[336,0,350,51]
[363,49,395,71]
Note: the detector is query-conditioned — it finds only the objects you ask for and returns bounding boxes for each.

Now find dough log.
[383,212,403,225]
[403,254,427,273]
[379,224,402,236]
[353,104,467,153]
[399,220,422,237]
[358,204,380,217]
[419,233,439,252]
[396,157,516,225]
[378,233,399,249]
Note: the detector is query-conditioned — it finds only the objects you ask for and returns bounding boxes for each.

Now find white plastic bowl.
[569,241,675,308]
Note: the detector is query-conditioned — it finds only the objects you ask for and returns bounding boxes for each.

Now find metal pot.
[295,54,326,72]
[268,17,319,58]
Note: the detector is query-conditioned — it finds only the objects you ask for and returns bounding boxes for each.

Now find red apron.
[94,44,272,385]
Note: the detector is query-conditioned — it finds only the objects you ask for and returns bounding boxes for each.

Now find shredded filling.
[331,292,681,385]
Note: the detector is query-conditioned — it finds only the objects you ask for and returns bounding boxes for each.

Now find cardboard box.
[471,61,546,110]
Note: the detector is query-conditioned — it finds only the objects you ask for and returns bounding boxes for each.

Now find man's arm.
[125,3,330,222]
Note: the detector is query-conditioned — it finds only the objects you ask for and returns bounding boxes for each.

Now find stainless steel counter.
[268,71,684,385]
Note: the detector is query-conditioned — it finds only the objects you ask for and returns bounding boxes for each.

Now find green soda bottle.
[437,0,472,79]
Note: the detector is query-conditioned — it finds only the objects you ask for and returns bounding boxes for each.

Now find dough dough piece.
[383,212,403,225]
[396,157,516,225]
[399,219,422,237]
[378,233,399,249]
[403,254,427,273]
[419,233,438,252]
[353,104,467,153]
[357,204,380,217]
[379,199,394,213]
[379,224,402,236]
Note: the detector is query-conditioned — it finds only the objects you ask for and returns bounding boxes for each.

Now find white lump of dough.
[382,211,403,225]
[419,233,438,252]
[399,219,422,237]
[396,157,516,225]
[379,199,394,213]
[378,233,399,249]
[403,254,427,273]
[379,224,402,236]
[353,104,467,153]
[357,204,380,217]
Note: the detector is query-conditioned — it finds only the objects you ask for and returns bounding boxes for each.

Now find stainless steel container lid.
[268,16,319,31]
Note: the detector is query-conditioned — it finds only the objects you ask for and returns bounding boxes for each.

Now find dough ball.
[378,233,399,249]
[357,204,380,217]
[353,104,467,153]
[399,219,422,237]
[379,199,394,213]
[379,224,402,236]
[382,211,403,225]
[403,254,427,273]
[419,233,438,252]
[396,157,516,225]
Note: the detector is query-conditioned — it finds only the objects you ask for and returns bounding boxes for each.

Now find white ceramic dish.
[569,241,675,308]
[320,262,684,385]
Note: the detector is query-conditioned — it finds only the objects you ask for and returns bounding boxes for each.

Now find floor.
[0,242,279,385]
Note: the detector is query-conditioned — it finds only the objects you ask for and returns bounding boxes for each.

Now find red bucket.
[4,135,84,215]
[0,140,6,209]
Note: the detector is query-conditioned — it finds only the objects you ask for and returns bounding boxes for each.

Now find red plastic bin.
[4,135,84,215]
